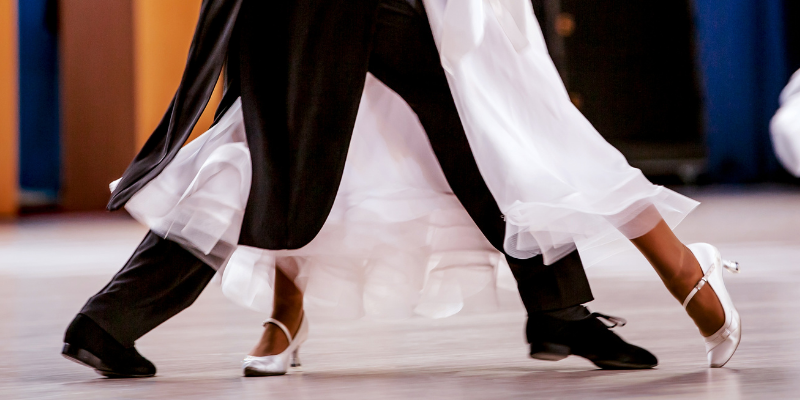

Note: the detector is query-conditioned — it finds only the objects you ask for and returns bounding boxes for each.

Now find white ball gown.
[114,0,698,319]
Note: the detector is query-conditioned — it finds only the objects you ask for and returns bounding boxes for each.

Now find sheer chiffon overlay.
[423,0,698,263]
[116,0,698,318]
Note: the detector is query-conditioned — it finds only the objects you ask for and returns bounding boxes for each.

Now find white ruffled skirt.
[119,78,519,319]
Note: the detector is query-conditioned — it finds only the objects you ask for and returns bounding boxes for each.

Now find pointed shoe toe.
[706,310,741,368]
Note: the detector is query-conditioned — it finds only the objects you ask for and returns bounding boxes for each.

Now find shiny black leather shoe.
[62,314,156,378]
[527,310,657,370]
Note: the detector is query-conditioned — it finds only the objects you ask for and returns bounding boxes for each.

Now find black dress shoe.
[62,314,156,378]
[526,309,658,370]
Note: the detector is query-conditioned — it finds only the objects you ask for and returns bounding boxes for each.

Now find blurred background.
[0,0,798,218]
[0,3,798,397]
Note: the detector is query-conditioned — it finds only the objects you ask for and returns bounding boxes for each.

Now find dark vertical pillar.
[553,1,704,181]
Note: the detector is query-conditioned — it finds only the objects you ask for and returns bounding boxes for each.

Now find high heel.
[242,316,308,376]
[685,243,741,368]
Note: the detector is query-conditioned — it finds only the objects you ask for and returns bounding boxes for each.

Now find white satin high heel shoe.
[685,243,741,368]
[242,316,308,377]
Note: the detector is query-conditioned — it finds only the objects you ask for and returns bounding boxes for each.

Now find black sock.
[540,305,591,321]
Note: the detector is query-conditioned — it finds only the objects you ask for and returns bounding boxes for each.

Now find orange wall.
[60,0,136,211]
[60,0,222,211]
[133,0,222,149]
[0,0,18,217]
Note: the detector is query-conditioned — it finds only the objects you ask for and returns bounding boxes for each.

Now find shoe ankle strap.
[263,318,294,343]
[682,263,716,309]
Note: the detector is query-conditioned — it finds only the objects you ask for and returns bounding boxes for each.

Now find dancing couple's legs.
[243,0,600,360]
[63,0,676,378]
[362,0,739,368]
[64,234,605,377]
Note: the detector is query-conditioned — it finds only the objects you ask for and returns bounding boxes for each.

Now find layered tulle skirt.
[118,79,520,319]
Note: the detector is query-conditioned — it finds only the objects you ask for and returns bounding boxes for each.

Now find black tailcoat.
[109,0,383,250]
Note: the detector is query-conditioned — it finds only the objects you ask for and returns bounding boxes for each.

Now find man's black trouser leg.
[365,3,664,371]
[79,231,216,347]
[368,0,593,313]
[505,252,592,313]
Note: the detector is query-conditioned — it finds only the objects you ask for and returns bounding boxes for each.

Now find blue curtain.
[18,0,60,199]
[693,0,789,181]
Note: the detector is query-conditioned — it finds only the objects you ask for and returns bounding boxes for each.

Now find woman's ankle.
[272,306,304,334]
[686,288,725,337]
[249,307,304,357]
[665,245,704,301]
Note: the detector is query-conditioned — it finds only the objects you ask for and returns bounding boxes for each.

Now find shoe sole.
[531,342,657,370]
[243,366,288,377]
[590,360,657,370]
[62,344,155,378]
[530,342,570,361]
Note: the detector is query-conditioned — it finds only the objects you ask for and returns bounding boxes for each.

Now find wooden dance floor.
[1,186,799,399]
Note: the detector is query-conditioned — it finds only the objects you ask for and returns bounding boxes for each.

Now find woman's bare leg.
[630,219,725,337]
[249,257,305,357]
